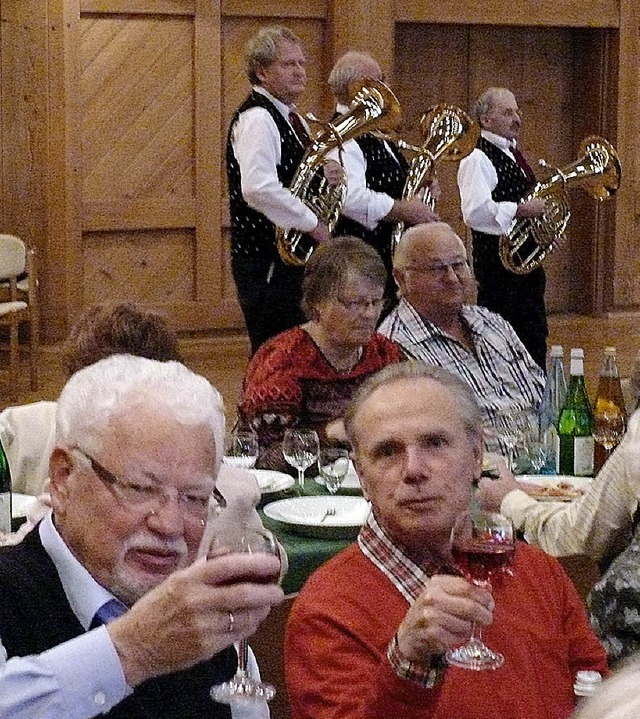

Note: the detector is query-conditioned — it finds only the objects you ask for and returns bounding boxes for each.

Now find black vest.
[0,529,235,719]
[226,90,306,261]
[470,136,541,276]
[335,133,408,277]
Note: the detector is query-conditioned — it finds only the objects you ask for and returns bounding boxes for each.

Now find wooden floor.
[2,311,639,412]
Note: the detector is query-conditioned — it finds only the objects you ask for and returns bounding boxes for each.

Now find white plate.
[251,470,295,494]
[263,496,370,539]
[11,493,38,518]
[314,460,361,493]
[516,475,592,502]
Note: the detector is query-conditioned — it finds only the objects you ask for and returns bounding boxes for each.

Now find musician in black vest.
[327,51,438,301]
[227,26,341,354]
[457,87,548,369]
[0,355,283,719]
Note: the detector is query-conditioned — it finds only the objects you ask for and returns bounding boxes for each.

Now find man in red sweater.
[285,362,606,719]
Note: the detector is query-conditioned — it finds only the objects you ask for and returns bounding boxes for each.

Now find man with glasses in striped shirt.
[378,222,544,456]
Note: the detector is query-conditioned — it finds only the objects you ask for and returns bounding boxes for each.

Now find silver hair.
[344,361,483,450]
[328,51,379,102]
[472,87,512,124]
[245,25,302,85]
[55,355,226,475]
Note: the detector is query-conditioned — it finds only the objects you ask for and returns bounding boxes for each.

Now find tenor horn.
[276,79,401,267]
[500,136,621,275]
[390,104,479,252]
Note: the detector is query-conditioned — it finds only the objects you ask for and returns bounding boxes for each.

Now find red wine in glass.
[451,542,515,584]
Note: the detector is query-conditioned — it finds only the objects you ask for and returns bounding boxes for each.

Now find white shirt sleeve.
[457,148,519,235]
[0,627,131,719]
[231,107,318,233]
[327,140,394,230]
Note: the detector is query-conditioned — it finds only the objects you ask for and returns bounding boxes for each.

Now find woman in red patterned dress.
[241,236,401,470]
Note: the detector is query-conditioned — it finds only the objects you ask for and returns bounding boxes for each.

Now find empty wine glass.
[201,523,280,704]
[446,509,515,671]
[224,430,259,469]
[492,409,531,473]
[593,402,626,457]
[318,447,350,495]
[282,428,319,491]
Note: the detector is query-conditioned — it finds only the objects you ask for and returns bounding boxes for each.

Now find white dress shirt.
[325,103,395,229]
[231,86,317,233]
[457,129,524,235]
[0,514,267,719]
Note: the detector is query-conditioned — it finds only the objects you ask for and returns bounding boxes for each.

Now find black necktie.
[512,146,536,183]
[288,111,311,148]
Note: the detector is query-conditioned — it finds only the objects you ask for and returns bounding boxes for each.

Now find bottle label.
[572,436,594,476]
[0,492,11,534]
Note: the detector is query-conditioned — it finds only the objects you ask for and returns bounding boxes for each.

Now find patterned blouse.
[241,327,401,470]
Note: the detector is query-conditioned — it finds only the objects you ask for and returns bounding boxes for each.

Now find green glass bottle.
[557,348,594,476]
[0,441,12,534]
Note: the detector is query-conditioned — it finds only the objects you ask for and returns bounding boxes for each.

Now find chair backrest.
[250,592,297,719]
[0,235,26,281]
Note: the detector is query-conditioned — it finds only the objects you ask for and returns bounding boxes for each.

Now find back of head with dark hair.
[63,302,183,376]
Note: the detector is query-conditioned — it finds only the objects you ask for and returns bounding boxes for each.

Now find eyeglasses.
[403,260,470,279]
[336,296,386,313]
[73,447,219,521]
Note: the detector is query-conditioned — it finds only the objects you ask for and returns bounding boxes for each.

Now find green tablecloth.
[259,476,360,594]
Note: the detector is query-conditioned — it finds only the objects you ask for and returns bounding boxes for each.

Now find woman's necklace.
[304,323,363,372]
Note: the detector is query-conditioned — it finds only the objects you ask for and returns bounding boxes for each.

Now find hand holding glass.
[203,525,280,704]
[282,429,320,491]
[446,510,515,671]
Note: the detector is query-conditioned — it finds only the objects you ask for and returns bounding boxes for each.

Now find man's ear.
[48,448,75,516]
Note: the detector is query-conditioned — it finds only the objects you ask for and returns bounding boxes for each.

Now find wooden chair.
[250,593,297,719]
[0,235,40,393]
[557,554,601,604]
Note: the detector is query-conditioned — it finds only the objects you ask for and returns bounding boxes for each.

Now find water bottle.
[558,348,594,477]
[538,345,567,474]
[0,441,12,534]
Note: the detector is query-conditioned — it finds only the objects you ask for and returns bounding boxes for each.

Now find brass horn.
[390,104,479,252]
[500,136,621,275]
[276,79,401,266]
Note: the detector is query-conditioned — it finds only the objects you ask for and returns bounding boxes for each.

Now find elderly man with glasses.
[378,222,544,452]
[0,355,283,719]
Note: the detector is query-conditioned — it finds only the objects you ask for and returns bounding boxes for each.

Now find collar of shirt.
[40,512,120,630]
[253,85,295,122]
[358,512,457,604]
[480,129,518,159]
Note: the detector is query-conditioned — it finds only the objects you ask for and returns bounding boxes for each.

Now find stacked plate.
[252,469,295,496]
[263,496,370,539]
[516,476,592,502]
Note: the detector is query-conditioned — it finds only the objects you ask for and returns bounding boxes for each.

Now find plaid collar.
[358,512,457,604]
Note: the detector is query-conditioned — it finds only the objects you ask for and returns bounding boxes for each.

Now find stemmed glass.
[318,447,350,496]
[446,509,515,671]
[593,403,626,462]
[282,428,320,491]
[200,522,280,704]
[223,429,259,469]
[493,409,532,473]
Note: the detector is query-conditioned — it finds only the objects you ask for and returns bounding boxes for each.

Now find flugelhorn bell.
[390,104,479,252]
[276,79,401,267]
[500,135,621,275]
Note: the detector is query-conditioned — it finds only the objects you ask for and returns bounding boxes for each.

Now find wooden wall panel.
[82,229,194,306]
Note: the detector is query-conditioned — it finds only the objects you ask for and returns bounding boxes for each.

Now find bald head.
[328,51,383,104]
[393,223,472,320]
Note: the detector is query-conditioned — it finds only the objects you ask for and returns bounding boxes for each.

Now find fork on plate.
[319,506,336,523]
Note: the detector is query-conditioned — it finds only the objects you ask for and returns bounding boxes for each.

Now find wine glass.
[593,401,626,459]
[223,430,259,469]
[492,409,530,473]
[201,523,280,704]
[318,447,350,496]
[446,509,515,671]
[282,428,320,491]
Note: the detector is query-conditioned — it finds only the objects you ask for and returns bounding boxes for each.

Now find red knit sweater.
[285,542,607,719]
